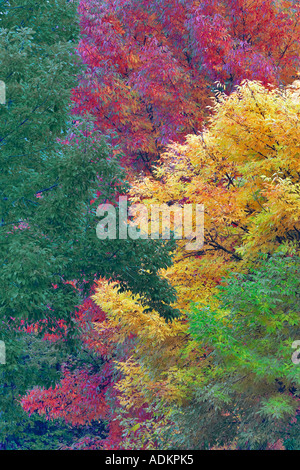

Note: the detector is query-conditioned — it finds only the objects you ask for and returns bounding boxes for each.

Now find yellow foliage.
[92,80,300,424]
[92,279,208,408]
[131,79,300,266]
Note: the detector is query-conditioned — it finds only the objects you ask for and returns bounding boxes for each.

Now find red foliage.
[22,366,109,426]
[21,296,153,449]
[72,0,300,169]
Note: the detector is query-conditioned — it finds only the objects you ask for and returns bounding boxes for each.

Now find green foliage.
[0,0,178,326]
[0,0,81,325]
[167,251,300,449]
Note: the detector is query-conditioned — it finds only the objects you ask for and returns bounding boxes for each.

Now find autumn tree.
[73,0,300,169]
[21,294,157,450]
[99,79,300,449]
